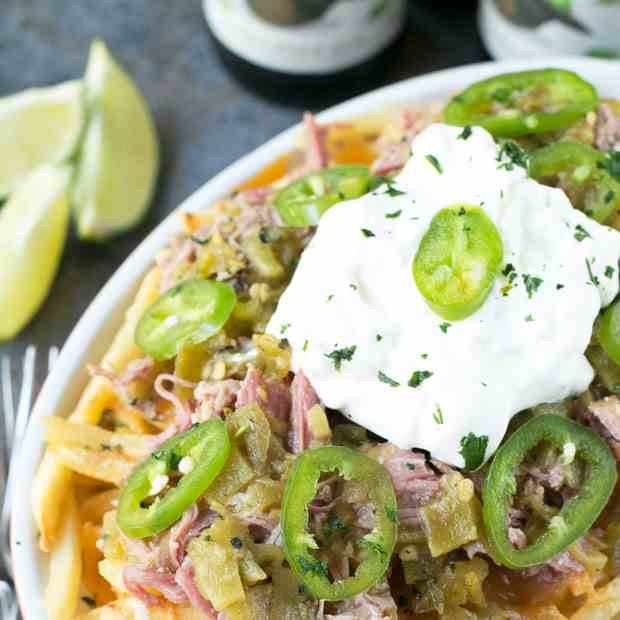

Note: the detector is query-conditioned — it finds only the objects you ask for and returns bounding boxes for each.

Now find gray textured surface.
[0,0,487,369]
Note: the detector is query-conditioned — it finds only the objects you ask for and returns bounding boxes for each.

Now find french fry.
[44,417,150,460]
[570,575,620,619]
[44,488,81,620]
[98,558,129,595]
[50,444,135,486]
[32,268,160,550]
[112,402,154,434]
[80,489,119,524]
[76,598,205,620]
[81,522,115,606]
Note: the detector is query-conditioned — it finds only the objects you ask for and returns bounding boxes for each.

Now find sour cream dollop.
[267,124,620,467]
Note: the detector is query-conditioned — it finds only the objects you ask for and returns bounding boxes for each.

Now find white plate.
[13,57,620,619]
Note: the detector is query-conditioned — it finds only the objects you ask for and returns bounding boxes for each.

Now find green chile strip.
[483,415,617,569]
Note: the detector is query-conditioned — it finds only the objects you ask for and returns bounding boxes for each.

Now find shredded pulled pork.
[381,447,446,529]
[303,112,329,172]
[88,357,155,401]
[123,565,188,607]
[193,378,241,421]
[290,369,320,453]
[371,105,442,176]
[595,103,620,151]
[518,550,584,581]
[586,395,620,460]
[175,557,218,618]
[324,583,397,619]
[237,365,291,424]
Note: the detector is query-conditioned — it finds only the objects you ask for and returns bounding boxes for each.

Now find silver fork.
[0,346,59,620]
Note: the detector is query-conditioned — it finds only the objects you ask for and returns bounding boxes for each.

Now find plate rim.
[13,55,620,619]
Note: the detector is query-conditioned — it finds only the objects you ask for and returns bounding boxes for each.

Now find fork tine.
[12,346,36,450]
[48,345,59,373]
[1,346,36,580]
[1,356,14,469]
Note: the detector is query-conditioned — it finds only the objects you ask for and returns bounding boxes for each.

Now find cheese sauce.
[267,124,620,467]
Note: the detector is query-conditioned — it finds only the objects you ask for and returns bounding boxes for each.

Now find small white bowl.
[13,57,620,618]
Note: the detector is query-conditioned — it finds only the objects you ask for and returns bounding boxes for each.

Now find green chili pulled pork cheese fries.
[33,69,620,620]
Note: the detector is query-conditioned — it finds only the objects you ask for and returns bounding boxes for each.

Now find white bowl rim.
[13,56,620,619]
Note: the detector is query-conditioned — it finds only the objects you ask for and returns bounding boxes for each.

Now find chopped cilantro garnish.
[325,345,356,371]
[361,228,376,238]
[408,370,433,388]
[303,340,309,352]
[522,273,543,298]
[459,433,489,470]
[376,334,383,342]
[574,224,591,242]
[386,209,402,219]
[597,151,620,184]
[327,294,334,302]
[280,322,291,335]
[421,353,428,359]
[298,556,328,577]
[556,283,565,290]
[458,206,466,216]
[191,235,210,245]
[586,257,600,286]
[525,314,534,322]
[378,371,400,387]
[605,265,616,279]
[497,141,529,172]
[433,404,444,425]
[457,125,473,140]
[350,283,358,291]
[425,154,443,174]
[385,180,405,198]
[502,263,515,277]
[439,322,451,333]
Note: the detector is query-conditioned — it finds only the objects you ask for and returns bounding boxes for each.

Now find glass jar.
[204,0,407,77]
[479,0,620,60]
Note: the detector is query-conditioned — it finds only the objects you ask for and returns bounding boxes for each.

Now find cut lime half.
[0,165,72,340]
[73,40,160,241]
[0,81,83,198]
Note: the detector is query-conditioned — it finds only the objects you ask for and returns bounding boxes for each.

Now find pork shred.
[586,395,620,460]
[193,378,241,421]
[303,112,329,171]
[595,103,620,151]
[88,356,155,401]
[175,557,218,618]
[290,369,320,453]
[324,583,397,619]
[123,565,188,607]
[168,505,218,570]
[371,104,443,176]
[237,365,291,424]
[148,373,197,449]
[381,446,445,529]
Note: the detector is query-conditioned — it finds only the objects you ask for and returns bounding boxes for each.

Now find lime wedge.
[0,81,83,198]
[73,40,159,241]
[0,165,72,340]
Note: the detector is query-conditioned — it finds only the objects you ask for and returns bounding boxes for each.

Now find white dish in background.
[12,57,620,619]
